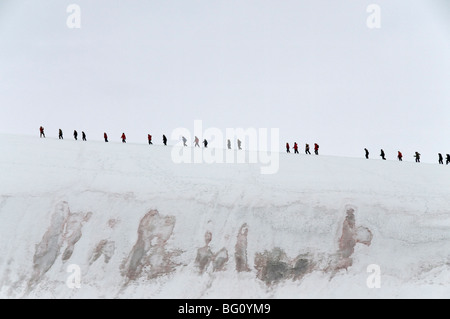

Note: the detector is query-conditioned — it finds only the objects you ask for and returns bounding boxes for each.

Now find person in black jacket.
[446,154,450,165]
[438,153,443,165]
[380,149,386,160]
[82,131,86,141]
[163,135,167,146]
[364,148,369,159]
[414,152,421,163]
[59,129,63,139]
[305,144,311,155]
[73,130,78,140]
[203,139,208,148]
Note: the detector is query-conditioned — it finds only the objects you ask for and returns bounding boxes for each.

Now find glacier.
[0,133,449,298]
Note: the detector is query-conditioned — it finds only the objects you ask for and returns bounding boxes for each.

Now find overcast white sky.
[0,0,449,163]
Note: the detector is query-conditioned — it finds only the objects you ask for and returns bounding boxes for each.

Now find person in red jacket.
[121,133,126,143]
[286,142,290,153]
[397,151,403,161]
[293,142,299,154]
[39,126,45,138]
[148,134,152,145]
[104,132,108,142]
[314,143,319,155]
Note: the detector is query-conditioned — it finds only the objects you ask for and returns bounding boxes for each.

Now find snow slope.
[0,133,449,299]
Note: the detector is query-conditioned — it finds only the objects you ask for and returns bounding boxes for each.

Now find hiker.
[305,144,311,155]
[148,134,153,145]
[73,130,78,140]
[397,151,403,161]
[227,139,231,150]
[82,131,86,141]
[237,139,242,150]
[203,139,208,148]
[194,136,200,147]
[182,136,187,147]
[104,132,108,142]
[39,126,45,138]
[446,154,450,165]
[438,153,443,165]
[380,149,386,160]
[293,142,299,154]
[59,129,63,140]
[121,133,126,143]
[286,142,290,153]
[314,143,319,155]
[364,148,369,159]
[163,134,167,146]
[414,152,421,163]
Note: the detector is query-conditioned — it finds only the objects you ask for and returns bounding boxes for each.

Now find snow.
[0,133,449,299]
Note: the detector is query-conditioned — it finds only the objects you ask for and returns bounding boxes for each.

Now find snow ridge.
[0,134,449,298]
